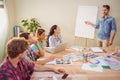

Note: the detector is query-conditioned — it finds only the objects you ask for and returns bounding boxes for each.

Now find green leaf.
[21,18,41,33]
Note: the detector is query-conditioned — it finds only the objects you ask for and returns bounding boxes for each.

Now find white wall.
[13,0,120,47]
[6,0,15,37]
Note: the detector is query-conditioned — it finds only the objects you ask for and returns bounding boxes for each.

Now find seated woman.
[19,32,54,65]
[31,29,45,51]
[47,25,62,47]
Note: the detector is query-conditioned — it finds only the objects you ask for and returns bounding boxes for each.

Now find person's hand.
[32,37,38,45]
[53,68,66,74]
[108,40,113,46]
[85,21,94,27]
[85,21,91,25]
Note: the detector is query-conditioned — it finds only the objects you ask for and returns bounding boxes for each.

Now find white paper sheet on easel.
[75,6,98,39]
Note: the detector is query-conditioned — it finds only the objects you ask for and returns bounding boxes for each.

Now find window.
[0,0,9,62]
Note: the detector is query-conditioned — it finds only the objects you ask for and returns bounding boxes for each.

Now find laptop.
[46,43,67,54]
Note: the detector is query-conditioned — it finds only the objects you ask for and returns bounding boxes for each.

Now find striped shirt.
[25,48,37,61]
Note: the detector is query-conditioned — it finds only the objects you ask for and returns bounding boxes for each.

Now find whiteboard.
[75,6,98,39]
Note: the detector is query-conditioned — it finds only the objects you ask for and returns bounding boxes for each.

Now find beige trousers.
[97,39,109,47]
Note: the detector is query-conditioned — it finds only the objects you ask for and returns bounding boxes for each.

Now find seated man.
[20,32,44,60]
[0,37,65,80]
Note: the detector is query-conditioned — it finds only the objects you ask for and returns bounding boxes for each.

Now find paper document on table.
[112,52,120,57]
[46,59,56,65]
[45,59,72,65]
[37,58,56,65]
[95,57,110,69]
[63,52,83,61]
[70,46,83,51]
[39,76,57,80]
[96,57,109,66]
[91,47,104,53]
[104,58,120,70]
[82,63,103,72]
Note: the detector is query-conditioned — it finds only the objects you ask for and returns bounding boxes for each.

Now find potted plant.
[21,18,41,34]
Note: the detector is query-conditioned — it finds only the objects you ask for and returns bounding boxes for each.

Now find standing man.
[85,5,117,47]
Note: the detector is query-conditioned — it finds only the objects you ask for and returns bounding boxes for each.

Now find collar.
[1,57,16,70]
[52,34,60,39]
[102,16,111,19]
[4,57,23,70]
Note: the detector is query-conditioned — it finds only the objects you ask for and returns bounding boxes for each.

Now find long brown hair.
[46,25,58,47]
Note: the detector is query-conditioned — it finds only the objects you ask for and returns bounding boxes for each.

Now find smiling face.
[37,32,45,41]
[102,7,109,16]
[36,29,46,41]
[102,5,110,17]
[27,33,34,44]
[54,26,61,35]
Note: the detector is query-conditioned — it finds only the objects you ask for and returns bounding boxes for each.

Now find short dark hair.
[37,29,45,36]
[103,5,110,10]
[6,37,29,59]
[19,32,30,40]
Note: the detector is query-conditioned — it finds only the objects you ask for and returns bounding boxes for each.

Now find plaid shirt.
[0,57,35,80]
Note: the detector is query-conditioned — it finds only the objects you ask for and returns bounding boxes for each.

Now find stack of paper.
[91,47,104,53]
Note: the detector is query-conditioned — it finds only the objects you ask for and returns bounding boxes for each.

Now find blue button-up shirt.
[49,34,62,47]
[95,16,117,40]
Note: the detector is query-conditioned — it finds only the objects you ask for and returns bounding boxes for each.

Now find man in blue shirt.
[85,5,117,47]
